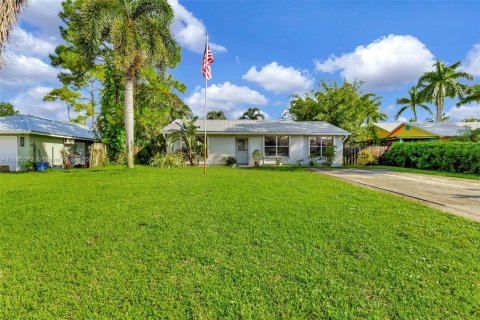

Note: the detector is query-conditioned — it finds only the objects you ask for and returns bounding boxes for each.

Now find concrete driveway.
[313,168,480,222]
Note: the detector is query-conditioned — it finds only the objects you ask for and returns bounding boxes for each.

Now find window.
[309,137,333,157]
[237,139,247,152]
[264,136,289,157]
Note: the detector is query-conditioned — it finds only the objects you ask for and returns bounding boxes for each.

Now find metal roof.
[389,122,480,137]
[0,115,95,140]
[373,122,400,132]
[161,120,350,135]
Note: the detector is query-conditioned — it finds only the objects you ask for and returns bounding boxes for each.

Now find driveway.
[313,168,480,222]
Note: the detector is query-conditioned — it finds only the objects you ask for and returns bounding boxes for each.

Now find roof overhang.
[0,130,95,141]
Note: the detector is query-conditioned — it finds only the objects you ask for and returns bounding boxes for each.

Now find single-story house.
[161,120,350,166]
[373,123,401,140]
[0,115,95,171]
[385,122,480,142]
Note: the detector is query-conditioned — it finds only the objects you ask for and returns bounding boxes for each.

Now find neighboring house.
[0,115,95,171]
[372,123,400,140]
[386,122,480,142]
[161,120,350,166]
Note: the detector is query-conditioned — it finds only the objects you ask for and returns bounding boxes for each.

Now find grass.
[1,166,479,318]
[341,165,480,180]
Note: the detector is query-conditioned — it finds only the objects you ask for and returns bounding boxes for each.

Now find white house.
[161,120,350,166]
[0,115,95,171]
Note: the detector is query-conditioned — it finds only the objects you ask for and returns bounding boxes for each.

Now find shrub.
[223,156,237,167]
[149,153,186,168]
[380,141,480,174]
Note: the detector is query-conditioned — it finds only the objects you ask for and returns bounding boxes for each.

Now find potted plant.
[324,145,337,166]
[252,149,262,167]
[223,156,237,167]
[276,157,283,166]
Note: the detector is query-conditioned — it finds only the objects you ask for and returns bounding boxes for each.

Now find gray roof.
[161,119,350,135]
[391,122,480,137]
[0,115,95,140]
[373,122,400,132]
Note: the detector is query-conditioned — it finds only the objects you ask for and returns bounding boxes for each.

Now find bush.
[223,156,237,167]
[149,153,186,168]
[380,141,480,174]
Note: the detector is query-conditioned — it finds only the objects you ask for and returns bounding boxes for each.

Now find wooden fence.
[343,146,389,166]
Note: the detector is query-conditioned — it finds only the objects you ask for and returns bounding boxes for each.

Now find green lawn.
[1,166,479,318]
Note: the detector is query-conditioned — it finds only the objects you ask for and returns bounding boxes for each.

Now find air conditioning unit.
[64,138,75,145]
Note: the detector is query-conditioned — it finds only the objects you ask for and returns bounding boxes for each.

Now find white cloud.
[462,43,480,76]
[446,105,480,122]
[20,0,63,39]
[168,0,226,53]
[315,34,435,91]
[6,27,56,57]
[242,61,313,94]
[0,53,58,87]
[10,86,68,121]
[397,116,409,123]
[185,81,268,117]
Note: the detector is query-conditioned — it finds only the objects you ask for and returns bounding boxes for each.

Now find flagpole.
[204,32,208,175]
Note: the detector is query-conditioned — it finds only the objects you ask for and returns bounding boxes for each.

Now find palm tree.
[207,110,227,120]
[0,0,28,67]
[418,60,473,122]
[458,84,480,105]
[170,116,201,166]
[394,86,432,122]
[239,107,265,120]
[77,0,178,168]
[426,113,449,122]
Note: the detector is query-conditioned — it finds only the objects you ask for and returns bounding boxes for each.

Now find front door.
[235,138,248,164]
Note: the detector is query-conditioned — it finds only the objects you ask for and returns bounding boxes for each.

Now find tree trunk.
[436,98,443,122]
[125,77,135,168]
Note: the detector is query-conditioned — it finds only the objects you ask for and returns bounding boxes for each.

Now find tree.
[77,0,179,168]
[418,60,473,122]
[458,84,480,105]
[426,113,449,122]
[46,0,102,127]
[207,110,227,119]
[239,107,265,120]
[170,116,202,166]
[394,86,432,122]
[0,102,19,116]
[288,80,387,142]
[462,117,480,122]
[0,0,27,66]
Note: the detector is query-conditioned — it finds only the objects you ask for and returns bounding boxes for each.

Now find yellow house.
[373,123,400,139]
[386,122,480,141]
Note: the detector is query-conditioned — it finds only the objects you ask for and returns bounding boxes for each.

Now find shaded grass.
[0,166,479,318]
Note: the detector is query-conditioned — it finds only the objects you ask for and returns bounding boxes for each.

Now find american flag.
[202,41,214,80]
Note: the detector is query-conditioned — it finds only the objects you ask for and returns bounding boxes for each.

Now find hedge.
[380,141,480,174]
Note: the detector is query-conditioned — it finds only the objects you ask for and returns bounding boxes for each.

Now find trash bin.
[35,162,49,171]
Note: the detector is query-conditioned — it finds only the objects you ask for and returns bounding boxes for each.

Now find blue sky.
[1,0,479,124]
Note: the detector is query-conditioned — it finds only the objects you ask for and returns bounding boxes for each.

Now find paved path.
[313,168,480,222]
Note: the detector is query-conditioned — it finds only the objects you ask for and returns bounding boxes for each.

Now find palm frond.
[0,0,28,67]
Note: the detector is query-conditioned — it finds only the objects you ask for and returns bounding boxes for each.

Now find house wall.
[207,136,236,164]
[201,134,345,166]
[388,124,437,139]
[28,135,92,168]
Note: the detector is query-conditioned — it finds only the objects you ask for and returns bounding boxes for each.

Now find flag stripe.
[202,43,214,80]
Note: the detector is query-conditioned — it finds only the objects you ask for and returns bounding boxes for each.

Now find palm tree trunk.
[125,76,135,168]
[436,98,443,122]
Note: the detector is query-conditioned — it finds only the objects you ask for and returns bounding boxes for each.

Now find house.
[386,122,480,142]
[373,123,401,140]
[161,120,350,166]
[0,115,95,171]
